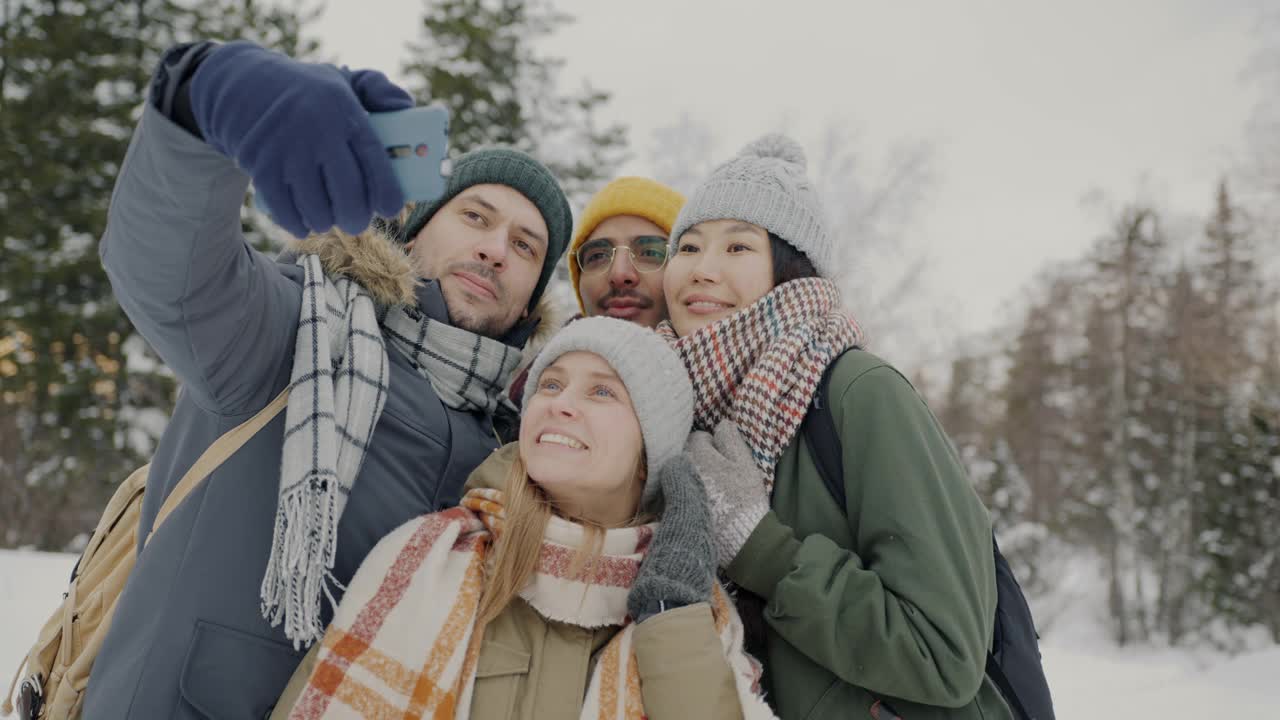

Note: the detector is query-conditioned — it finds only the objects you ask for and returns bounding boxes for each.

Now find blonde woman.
[273,317,774,719]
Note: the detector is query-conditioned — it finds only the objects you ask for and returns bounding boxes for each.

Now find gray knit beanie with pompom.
[668,133,834,278]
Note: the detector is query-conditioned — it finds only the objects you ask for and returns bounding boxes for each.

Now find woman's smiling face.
[518,351,645,526]
[663,219,775,337]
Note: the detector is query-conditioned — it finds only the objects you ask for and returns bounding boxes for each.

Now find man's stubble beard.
[439,281,514,339]
[411,245,521,340]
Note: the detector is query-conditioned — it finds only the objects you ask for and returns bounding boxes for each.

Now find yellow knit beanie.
[568,177,685,313]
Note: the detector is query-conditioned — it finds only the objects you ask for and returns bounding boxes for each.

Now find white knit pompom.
[740,133,807,170]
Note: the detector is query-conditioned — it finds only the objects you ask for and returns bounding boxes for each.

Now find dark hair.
[769,232,819,286]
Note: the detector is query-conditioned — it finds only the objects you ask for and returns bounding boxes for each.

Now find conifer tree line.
[938,182,1280,647]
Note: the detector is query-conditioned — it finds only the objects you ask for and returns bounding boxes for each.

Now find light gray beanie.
[521,317,694,507]
[669,133,834,278]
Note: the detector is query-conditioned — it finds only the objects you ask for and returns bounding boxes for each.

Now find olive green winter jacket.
[726,350,1014,720]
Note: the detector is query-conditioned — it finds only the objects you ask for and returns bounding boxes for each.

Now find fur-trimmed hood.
[286,205,561,351]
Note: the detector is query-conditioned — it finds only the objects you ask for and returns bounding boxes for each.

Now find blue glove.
[190,41,413,237]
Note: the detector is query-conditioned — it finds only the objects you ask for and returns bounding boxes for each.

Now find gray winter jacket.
[81,59,542,719]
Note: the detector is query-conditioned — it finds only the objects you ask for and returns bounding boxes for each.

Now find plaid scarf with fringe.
[287,488,776,720]
[656,278,863,489]
[262,255,523,649]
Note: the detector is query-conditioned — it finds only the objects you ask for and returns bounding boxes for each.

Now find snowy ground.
[2,548,1278,718]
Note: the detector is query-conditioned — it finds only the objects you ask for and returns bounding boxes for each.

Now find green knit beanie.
[399,147,572,311]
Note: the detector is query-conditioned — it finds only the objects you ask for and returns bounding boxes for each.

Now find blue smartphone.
[254,104,451,225]
[368,104,450,205]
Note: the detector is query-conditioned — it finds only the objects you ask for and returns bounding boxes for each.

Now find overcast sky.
[314,0,1268,367]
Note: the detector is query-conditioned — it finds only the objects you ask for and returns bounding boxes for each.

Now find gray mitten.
[686,420,770,567]
[627,454,716,623]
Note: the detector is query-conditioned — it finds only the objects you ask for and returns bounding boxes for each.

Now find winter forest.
[2,0,1278,671]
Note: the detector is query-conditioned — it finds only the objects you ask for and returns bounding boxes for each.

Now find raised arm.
[100,41,410,413]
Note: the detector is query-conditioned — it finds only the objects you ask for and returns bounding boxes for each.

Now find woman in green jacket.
[273,317,775,720]
[657,134,1014,720]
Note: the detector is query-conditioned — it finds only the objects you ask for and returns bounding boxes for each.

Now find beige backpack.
[3,390,288,720]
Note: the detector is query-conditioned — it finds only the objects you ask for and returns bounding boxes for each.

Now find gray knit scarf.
[261,254,523,648]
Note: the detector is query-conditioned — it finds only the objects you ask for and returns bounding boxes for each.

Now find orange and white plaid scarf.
[287,488,775,719]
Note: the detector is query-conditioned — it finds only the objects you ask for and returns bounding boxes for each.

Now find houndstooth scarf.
[287,487,776,720]
[656,278,863,490]
[262,255,523,648]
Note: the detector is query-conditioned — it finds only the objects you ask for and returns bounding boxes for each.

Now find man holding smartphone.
[83,40,571,718]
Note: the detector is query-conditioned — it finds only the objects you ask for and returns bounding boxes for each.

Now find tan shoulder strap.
[146,388,291,545]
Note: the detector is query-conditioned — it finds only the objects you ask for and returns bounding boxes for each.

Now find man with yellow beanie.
[505,177,683,408]
[569,177,684,328]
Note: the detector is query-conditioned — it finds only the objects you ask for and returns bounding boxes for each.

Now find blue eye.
[592,385,616,399]
[539,379,562,393]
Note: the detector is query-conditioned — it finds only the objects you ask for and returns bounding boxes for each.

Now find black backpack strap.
[801,356,847,508]
[985,652,1035,720]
